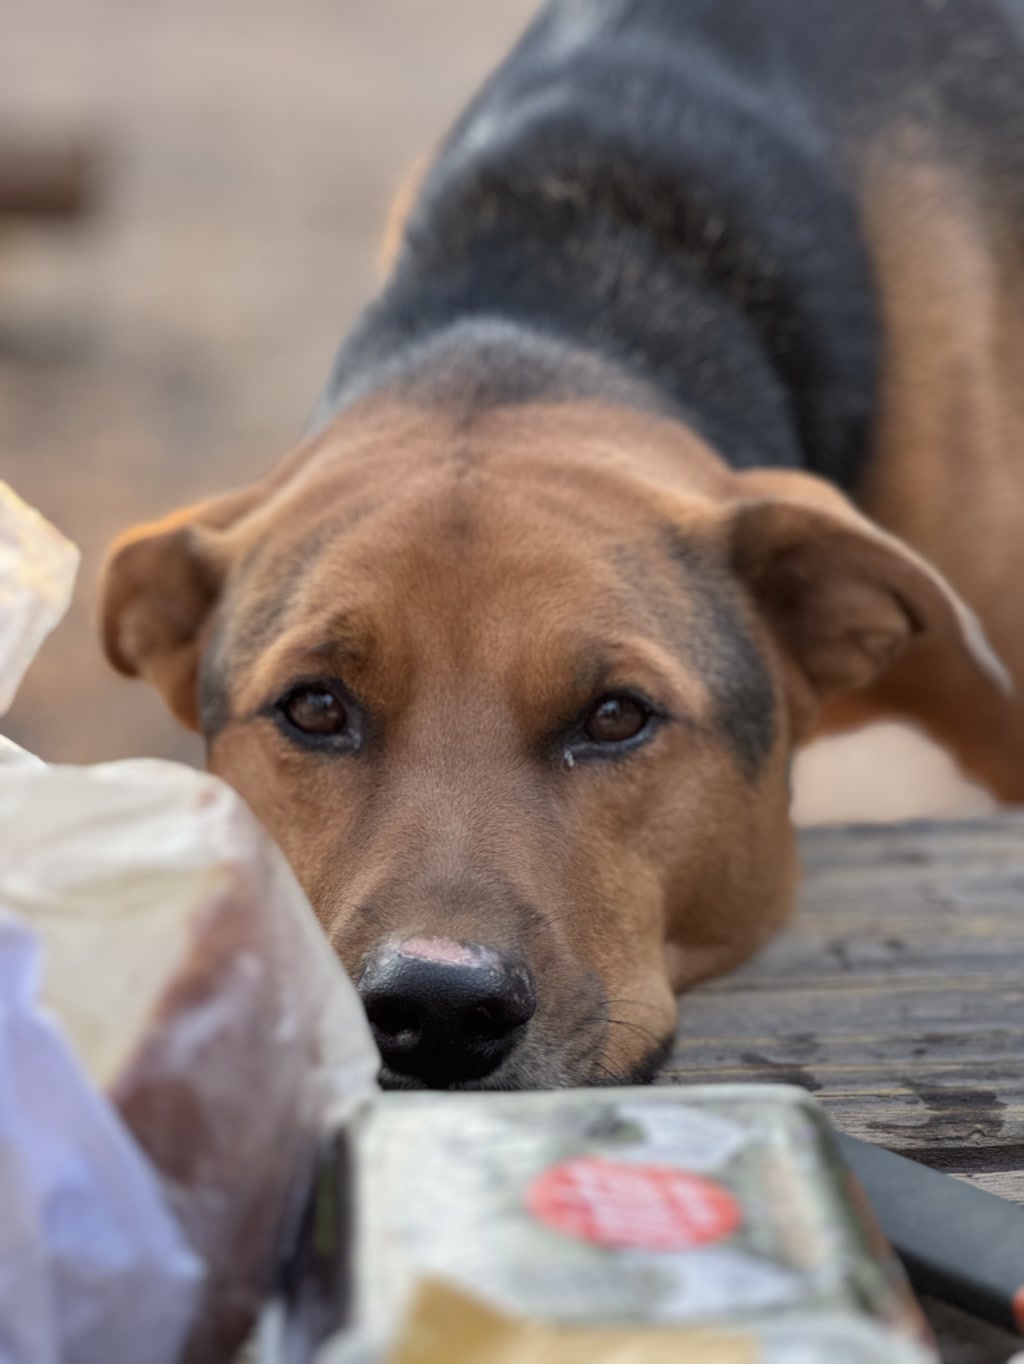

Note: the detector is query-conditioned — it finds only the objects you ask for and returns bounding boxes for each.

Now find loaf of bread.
[0,759,378,1363]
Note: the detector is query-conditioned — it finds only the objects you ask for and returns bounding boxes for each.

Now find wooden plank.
[664,815,1024,1176]
[662,815,1024,1362]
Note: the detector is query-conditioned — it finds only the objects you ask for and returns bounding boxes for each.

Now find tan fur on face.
[100,396,999,1085]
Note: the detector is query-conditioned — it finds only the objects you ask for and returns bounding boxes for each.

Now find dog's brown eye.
[282,687,347,736]
[583,695,650,745]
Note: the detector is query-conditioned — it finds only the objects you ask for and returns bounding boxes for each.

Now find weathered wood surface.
[662,815,1024,1363]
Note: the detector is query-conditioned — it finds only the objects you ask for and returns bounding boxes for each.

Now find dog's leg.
[817,648,1024,804]
[840,148,1024,802]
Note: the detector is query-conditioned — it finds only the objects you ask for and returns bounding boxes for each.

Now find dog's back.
[322,0,1024,497]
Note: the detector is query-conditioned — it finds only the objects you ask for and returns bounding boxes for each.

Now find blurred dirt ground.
[0,0,995,824]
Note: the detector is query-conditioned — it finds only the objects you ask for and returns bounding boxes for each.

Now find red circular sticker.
[527,1157,741,1251]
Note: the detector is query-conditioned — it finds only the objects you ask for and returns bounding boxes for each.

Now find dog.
[101,0,1023,1091]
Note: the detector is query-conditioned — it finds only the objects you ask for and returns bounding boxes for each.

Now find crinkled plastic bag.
[0,481,78,716]
[0,759,380,1363]
[0,912,203,1364]
[0,487,380,1362]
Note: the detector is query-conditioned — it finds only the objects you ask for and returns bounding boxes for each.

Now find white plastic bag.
[0,481,78,717]
[0,758,380,1363]
[0,486,207,1364]
[0,912,203,1364]
[0,486,380,1362]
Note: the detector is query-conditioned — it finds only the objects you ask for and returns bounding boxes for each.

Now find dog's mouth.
[376,1064,525,1093]
[374,1031,674,1092]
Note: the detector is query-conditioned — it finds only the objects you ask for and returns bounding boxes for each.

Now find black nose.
[358,940,536,1088]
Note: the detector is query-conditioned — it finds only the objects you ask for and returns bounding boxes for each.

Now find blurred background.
[0,0,996,824]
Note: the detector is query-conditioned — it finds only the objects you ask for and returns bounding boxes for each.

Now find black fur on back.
[316,0,1024,492]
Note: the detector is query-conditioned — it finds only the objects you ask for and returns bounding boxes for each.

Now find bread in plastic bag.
[0,909,205,1364]
[0,758,380,1361]
[0,484,380,1361]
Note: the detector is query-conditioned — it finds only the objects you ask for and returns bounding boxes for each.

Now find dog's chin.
[587,1031,675,1088]
[376,1065,525,1092]
[375,1033,673,1093]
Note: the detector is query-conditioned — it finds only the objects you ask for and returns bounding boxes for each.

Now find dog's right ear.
[99,487,259,730]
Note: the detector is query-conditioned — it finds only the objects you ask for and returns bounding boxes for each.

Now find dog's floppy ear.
[723,470,1010,737]
[100,487,259,730]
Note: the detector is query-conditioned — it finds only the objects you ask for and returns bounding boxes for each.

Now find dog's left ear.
[723,470,1010,736]
[99,486,260,730]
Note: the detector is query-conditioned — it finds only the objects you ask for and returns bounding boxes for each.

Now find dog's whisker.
[602,996,673,1016]
[574,1010,664,1050]
[591,1058,623,1086]
[604,1016,662,1044]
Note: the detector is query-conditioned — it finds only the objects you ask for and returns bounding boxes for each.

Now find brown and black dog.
[101,0,1024,1090]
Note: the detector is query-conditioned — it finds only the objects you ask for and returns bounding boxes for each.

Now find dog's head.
[100,397,1004,1088]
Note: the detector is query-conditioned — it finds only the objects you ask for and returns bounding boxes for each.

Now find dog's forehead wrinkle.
[197,613,232,737]
[303,617,372,664]
[657,523,779,778]
[570,651,614,695]
[217,522,343,667]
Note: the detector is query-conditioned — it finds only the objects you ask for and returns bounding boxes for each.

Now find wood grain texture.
[661,815,1024,1362]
